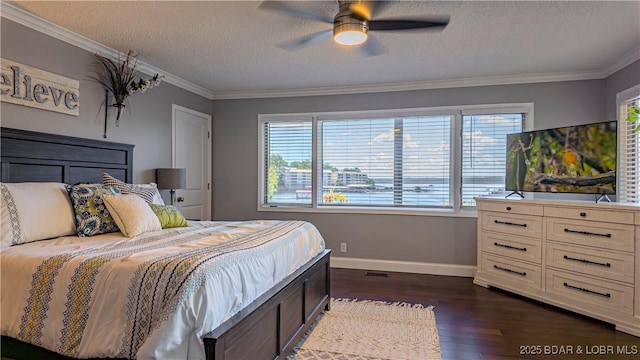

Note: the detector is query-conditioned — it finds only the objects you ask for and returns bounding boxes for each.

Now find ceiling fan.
[258,0,450,56]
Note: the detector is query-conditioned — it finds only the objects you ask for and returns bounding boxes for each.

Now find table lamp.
[156,168,186,205]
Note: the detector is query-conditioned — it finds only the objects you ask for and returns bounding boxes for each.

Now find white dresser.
[474,197,640,336]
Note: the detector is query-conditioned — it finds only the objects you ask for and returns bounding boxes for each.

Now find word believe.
[1,58,79,116]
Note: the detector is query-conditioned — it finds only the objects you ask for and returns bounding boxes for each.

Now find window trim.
[258,103,534,216]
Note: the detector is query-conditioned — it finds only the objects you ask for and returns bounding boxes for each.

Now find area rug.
[289,298,442,360]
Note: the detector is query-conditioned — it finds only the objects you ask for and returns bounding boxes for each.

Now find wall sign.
[1,58,79,116]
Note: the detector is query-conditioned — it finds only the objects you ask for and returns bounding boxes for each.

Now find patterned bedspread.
[1,220,325,359]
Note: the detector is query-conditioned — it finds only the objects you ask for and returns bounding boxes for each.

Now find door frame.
[172,104,212,220]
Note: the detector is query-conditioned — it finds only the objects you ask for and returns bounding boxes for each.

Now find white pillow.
[102,194,162,237]
[0,182,76,247]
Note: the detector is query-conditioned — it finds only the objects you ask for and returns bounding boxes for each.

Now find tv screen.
[505,121,617,194]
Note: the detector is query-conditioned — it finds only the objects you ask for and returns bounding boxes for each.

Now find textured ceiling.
[5,1,640,98]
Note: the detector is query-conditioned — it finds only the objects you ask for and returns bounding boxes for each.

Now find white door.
[172,104,211,220]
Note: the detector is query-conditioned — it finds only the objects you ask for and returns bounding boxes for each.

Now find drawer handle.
[506,206,512,211]
[494,220,527,227]
[580,212,587,217]
[494,242,527,252]
[493,265,527,276]
[563,282,611,298]
[563,255,611,268]
[563,228,611,238]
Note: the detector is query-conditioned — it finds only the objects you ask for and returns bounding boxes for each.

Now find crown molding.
[0,2,214,100]
[601,47,640,78]
[211,70,604,100]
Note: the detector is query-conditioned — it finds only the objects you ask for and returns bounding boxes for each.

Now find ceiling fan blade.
[358,36,384,57]
[278,30,333,51]
[369,18,449,31]
[258,1,333,23]
[350,0,391,21]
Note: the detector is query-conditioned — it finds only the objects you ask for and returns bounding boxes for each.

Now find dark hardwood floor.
[330,268,640,360]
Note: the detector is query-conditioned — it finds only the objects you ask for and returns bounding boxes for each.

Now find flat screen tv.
[505,120,617,196]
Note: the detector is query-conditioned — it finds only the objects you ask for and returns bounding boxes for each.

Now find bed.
[0,127,331,360]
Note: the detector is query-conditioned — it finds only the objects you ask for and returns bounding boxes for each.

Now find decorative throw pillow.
[136,182,165,205]
[149,204,188,228]
[102,194,162,237]
[66,184,121,237]
[102,173,164,205]
[0,182,76,247]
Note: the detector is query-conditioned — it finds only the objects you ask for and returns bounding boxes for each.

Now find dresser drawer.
[546,243,635,284]
[482,212,542,238]
[545,206,634,224]
[546,217,635,252]
[481,254,542,290]
[481,232,542,264]
[479,201,543,216]
[546,269,634,315]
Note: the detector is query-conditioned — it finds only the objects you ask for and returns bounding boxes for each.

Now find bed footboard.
[203,249,331,360]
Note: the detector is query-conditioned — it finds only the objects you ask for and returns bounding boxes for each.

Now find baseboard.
[330,256,476,277]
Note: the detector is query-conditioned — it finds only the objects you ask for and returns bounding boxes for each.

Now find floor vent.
[365,272,389,277]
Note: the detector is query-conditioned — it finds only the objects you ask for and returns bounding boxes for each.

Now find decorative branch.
[90,50,163,137]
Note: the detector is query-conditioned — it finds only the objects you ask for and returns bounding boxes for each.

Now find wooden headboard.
[1,127,134,184]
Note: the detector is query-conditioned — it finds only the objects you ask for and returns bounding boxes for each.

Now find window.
[259,104,531,214]
[617,84,640,203]
[262,118,313,206]
[462,113,527,207]
[319,116,451,207]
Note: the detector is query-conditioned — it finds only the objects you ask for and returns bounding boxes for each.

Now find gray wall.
[604,60,640,120]
[212,79,612,266]
[3,16,638,268]
[0,19,212,184]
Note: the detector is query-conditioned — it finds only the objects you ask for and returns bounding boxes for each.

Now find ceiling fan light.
[334,30,367,46]
[333,20,368,46]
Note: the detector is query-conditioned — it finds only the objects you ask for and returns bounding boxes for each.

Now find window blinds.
[259,104,532,211]
[319,116,451,207]
[618,96,640,203]
[263,120,313,206]
[461,113,526,207]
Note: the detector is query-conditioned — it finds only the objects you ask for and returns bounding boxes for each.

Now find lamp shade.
[156,168,186,190]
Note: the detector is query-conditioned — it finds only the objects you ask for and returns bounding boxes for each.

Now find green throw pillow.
[149,204,188,228]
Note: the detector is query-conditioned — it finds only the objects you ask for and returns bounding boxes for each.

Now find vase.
[112,102,126,126]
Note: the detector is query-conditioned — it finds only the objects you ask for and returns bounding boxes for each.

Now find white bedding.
[1,220,326,360]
